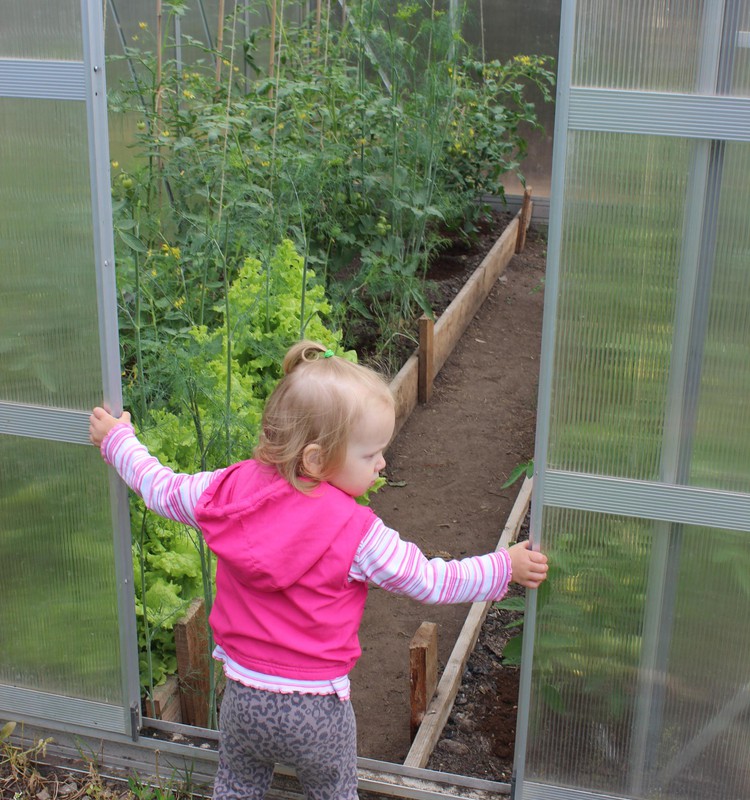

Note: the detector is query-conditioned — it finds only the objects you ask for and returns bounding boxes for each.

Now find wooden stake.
[215,0,226,84]
[155,0,163,119]
[174,597,211,728]
[418,315,435,405]
[143,675,182,723]
[409,622,438,740]
[269,0,277,81]
[515,186,533,254]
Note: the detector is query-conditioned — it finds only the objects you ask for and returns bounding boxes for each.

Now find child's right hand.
[89,406,131,448]
[508,540,548,589]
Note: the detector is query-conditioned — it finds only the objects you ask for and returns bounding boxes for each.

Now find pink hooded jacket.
[194,459,377,680]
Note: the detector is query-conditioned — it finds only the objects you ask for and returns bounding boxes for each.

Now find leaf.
[0,720,16,741]
[501,459,533,488]
[117,229,148,253]
[540,682,566,714]
[501,634,523,665]
[494,596,526,612]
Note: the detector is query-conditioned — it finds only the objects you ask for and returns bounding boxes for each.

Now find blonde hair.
[254,341,394,491]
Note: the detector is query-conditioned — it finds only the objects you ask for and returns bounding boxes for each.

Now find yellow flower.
[174,296,185,309]
[151,269,157,276]
[138,21,148,30]
[183,89,195,99]
[110,160,119,169]
[161,130,170,138]
[260,160,270,167]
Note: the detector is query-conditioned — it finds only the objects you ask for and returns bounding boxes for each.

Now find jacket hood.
[194,460,370,592]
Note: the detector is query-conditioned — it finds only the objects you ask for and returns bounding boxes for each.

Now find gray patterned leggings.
[214,678,359,799]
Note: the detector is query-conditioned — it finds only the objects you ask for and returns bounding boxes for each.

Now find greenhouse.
[2,1,750,799]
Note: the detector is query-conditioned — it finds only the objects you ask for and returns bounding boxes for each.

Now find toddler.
[89,340,548,800]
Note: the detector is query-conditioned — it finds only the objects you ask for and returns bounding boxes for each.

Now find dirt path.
[350,227,547,766]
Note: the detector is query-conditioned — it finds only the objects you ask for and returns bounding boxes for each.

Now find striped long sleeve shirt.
[102,423,513,699]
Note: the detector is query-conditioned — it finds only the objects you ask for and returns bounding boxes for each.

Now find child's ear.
[301,443,324,479]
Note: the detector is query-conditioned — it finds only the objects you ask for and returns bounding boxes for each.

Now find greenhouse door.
[0,1,140,736]
[514,2,750,799]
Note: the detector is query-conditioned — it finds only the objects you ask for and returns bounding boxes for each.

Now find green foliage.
[110,0,554,372]
[121,240,343,696]
[107,0,553,699]
[502,458,534,489]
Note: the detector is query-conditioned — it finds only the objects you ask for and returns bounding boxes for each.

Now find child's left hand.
[508,540,549,589]
[89,406,131,448]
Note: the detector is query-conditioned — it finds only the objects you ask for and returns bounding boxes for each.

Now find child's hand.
[508,540,548,589]
[89,406,131,448]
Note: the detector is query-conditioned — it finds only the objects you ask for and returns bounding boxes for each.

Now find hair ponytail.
[282,340,329,375]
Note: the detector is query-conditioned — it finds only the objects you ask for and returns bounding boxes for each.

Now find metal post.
[511,1,578,796]
[81,0,142,739]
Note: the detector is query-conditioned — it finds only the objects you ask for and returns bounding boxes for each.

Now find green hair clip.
[323,349,335,358]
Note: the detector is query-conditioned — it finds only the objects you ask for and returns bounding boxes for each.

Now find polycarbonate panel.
[526,507,750,800]
[0,0,82,60]
[105,0,223,86]
[0,434,122,702]
[572,0,707,93]
[736,5,750,95]
[547,131,692,480]
[0,98,103,409]
[690,142,750,492]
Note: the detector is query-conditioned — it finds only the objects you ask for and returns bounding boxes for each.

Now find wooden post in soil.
[215,0,226,85]
[515,186,533,254]
[268,0,277,81]
[409,622,438,740]
[174,597,211,728]
[418,315,435,405]
[143,675,182,722]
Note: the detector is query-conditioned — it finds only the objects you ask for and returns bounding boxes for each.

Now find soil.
[351,215,547,781]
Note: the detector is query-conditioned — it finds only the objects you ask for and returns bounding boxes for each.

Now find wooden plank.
[410,622,438,739]
[143,675,182,723]
[432,214,520,377]
[418,316,435,405]
[404,476,534,768]
[388,207,525,438]
[515,186,533,254]
[174,597,210,728]
[390,352,419,439]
